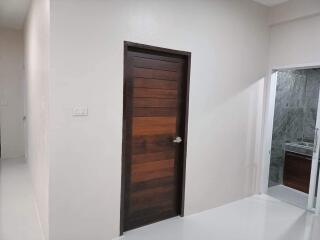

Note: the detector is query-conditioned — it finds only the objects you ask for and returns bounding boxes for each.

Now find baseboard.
[1,155,26,161]
[112,236,125,240]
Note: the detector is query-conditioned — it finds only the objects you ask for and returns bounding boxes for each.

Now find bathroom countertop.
[284,142,313,157]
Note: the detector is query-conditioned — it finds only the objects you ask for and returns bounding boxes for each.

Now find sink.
[284,142,314,156]
[286,141,313,148]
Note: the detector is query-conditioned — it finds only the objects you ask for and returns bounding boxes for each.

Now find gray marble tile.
[303,107,317,141]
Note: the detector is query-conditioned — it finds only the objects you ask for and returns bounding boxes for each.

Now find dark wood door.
[121,42,190,232]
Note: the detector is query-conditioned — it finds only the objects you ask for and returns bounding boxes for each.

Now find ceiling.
[0,0,31,30]
[0,0,291,30]
[253,0,290,7]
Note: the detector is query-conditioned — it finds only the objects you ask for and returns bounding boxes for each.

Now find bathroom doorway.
[263,67,320,213]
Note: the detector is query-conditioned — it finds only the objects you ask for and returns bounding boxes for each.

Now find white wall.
[24,0,50,238]
[49,0,269,239]
[0,28,25,159]
[269,0,320,26]
[269,7,320,68]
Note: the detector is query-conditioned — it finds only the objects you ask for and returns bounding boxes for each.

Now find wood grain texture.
[133,107,177,117]
[130,186,175,210]
[130,50,185,63]
[126,209,176,231]
[134,88,177,99]
[132,56,182,72]
[121,42,191,233]
[132,135,175,155]
[283,151,312,193]
[131,176,175,192]
[134,78,178,90]
[133,67,180,81]
[132,159,175,182]
[133,98,177,108]
[133,117,176,136]
[132,151,175,164]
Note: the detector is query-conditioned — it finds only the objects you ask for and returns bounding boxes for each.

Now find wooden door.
[121,42,190,232]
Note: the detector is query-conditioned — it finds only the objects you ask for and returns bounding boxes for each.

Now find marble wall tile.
[303,69,320,141]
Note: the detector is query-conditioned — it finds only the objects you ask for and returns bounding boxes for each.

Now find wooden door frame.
[120,41,191,235]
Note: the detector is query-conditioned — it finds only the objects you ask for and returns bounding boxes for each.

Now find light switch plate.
[72,107,88,116]
[0,100,8,106]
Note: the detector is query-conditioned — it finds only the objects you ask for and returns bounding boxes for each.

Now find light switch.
[0,100,8,106]
[72,107,88,116]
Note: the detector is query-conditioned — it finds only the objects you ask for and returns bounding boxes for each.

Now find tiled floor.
[123,195,320,240]
[1,158,320,240]
[268,184,309,209]
[0,158,44,240]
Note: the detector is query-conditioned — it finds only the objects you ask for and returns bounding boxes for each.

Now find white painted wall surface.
[269,0,320,26]
[269,15,320,69]
[0,28,25,160]
[24,0,50,238]
[50,0,269,239]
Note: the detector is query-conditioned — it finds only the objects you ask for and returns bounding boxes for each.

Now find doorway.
[120,42,191,233]
[263,67,320,213]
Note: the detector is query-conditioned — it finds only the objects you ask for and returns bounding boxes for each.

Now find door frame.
[120,41,191,234]
[261,62,320,213]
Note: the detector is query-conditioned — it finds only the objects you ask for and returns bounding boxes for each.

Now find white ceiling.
[0,0,31,30]
[0,0,291,30]
[253,0,290,7]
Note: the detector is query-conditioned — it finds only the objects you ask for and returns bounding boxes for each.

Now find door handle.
[173,136,182,144]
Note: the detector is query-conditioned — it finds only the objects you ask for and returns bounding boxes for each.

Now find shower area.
[267,68,320,212]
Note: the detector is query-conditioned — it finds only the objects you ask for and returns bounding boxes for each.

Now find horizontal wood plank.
[133,117,176,136]
[132,135,175,155]
[131,166,174,183]
[134,98,177,108]
[133,88,177,99]
[134,78,178,90]
[133,107,177,117]
[129,51,185,63]
[131,186,175,207]
[126,209,176,230]
[130,186,175,213]
[132,56,182,72]
[129,199,175,216]
[133,67,180,81]
[132,159,174,175]
[132,151,175,164]
[131,176,175,192]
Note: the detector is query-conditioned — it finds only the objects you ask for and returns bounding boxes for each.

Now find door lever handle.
[173,136,182,143]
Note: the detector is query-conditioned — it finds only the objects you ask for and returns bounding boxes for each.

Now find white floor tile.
[268,184,309,209]
[0,158,44,240]
[2,158,319,240]
[122,195,320,240]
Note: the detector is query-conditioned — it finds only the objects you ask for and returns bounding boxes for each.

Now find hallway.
[0,158,44,240]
